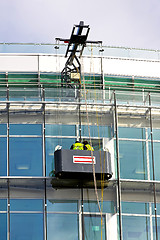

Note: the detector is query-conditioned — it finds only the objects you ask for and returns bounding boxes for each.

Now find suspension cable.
[90,45,105,240]
[81,57,103,220]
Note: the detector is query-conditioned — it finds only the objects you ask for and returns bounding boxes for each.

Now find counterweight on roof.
[56,21,102,88]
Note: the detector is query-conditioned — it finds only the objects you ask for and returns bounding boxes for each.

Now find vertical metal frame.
[114,91,122,240]
[38,55,40,86]
[145,128,150,181]
[100,54,105,102]
[7,85,10,240]
[81,188,84,240]
[78,199,82,240]
[149,93,158,240]
[42,87,47,240]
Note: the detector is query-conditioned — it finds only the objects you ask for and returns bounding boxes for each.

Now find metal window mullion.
[7,86,10,240]
[105,213,108,240]
[149,202,153,240]
[114,91,122,240]
[146,128,150,181]
[81,188,85,240]
[7,87,9,177]
[42,88,46,177]
[7,179,10,240]
[101,56,105,102]
[78,199,82,240]
[149,93,158,240]
[42,87,47,240]
[38,55,40,87]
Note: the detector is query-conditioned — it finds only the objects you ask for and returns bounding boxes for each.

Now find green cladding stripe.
[104,76,160,91]
[1,72,160,92]
[0,73,7,85]
[40,74,60,82]
[81,75,102,89]
[8,73,38,83]
[40,73,61,88]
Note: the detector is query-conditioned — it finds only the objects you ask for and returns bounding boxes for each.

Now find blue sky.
[0,0,160,49]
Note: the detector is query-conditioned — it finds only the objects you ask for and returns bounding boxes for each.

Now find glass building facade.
[1,44,160,240]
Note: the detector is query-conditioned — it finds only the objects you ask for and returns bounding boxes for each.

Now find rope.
[90,45,105,240]
[81,57,103,221]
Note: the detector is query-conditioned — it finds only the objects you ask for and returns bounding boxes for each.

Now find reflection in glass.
[149,142,160,180]
[119,127,145,139]
[0,138,7,176]
[0,199,7,211]
[10,138,43,176]
[46,138,75,176]
[47,200,78,212]
[0,214,7,240]
[84,214,106,240]
[47,213,78,240]
[84,200,114,214]
[122,216,150,240]
[46,125,76,136]
[10,213,43,240]
[119,140,147,180]
[82,125,111,138]
[153,203,160,215]
[152,217,160,240]
[122,202,149,214]
[10,199,43,211]
[10,124,42,135]
[0,124,7,135]
[9,87,41,101]
[150,129,160,140]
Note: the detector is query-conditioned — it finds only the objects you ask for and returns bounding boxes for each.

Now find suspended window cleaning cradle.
[54,149,112,180]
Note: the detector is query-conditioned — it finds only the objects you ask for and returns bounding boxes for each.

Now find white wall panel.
[39,55,66,72]
[82,57,101,74]
[103,58,160,78]
[1,54,160,79]
[0,55,38,72]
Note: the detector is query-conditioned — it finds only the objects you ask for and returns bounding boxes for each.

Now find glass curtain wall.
[1,88,160,239]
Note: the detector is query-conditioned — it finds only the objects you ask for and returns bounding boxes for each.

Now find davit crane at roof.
[55,21,102,88]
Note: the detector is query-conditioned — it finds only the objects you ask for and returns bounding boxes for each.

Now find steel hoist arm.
[56,21,102,88]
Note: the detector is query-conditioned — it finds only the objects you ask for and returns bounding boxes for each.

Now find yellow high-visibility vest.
[85,144,94,151]
[72,142,84,150]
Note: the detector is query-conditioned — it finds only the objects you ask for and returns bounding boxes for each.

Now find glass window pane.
[84,201,114,213]
[9,87,41,101]
[46,125,76,136]
[82,125,111,138]
[0,124,7,135]
[10,124,42,135]
[0,138,7,176]
[119,127,145,139]
[47,213,78,240]
[119,140,147,180]
[149,128,160,140]
[0,214,7,240]
[84,215,106,240]
[46,138,75,176]
[10,199,43,211]
[47,200,78,212]
[122,202,149,214]
[10,213,43,240]
[152,203,160,215]
[122,216,150,240]
[10,138,43,176]
[149,142,160,180]
[0,199,7,211]
[152,217,160,240]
